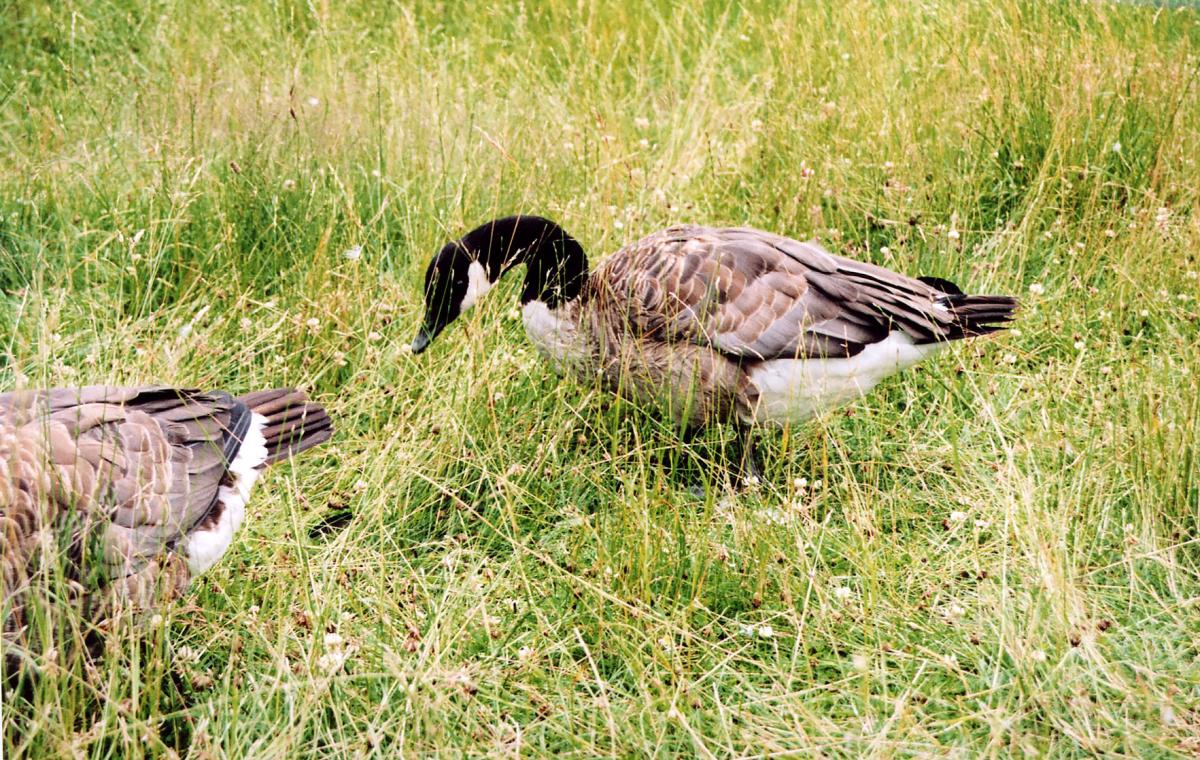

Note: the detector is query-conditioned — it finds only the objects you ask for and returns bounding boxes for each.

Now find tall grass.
[2,0,1199,756]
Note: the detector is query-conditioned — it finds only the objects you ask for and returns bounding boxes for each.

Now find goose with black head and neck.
[412,215,1017,485]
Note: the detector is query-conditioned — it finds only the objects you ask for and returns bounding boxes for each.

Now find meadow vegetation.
[2,0,1199,756]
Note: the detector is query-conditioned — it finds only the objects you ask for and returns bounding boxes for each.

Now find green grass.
[2,0,1199,756]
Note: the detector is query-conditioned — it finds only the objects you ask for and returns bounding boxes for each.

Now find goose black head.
[411,242,492,354]
[412,216,588,354]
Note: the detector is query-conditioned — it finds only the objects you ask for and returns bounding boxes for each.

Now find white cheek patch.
[460,260,493,311]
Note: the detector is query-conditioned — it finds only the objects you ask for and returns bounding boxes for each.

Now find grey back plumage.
[589,225,1016,361]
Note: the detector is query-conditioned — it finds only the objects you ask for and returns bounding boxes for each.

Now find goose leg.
[680,426,712,499]
[734,422,764,488]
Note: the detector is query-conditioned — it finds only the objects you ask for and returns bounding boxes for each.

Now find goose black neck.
[456,215,588,308]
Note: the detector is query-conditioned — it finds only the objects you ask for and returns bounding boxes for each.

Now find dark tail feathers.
[918,276,1019,341]
[237,388,333,466]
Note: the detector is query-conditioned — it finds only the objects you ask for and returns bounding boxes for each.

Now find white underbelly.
[745,333,942,425]
[185,413,268,574]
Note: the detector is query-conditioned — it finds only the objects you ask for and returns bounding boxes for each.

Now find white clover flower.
[793,477,809,489]
[761,508,792,526]
[1074,340,1085,350]
[949,510,967,523]
[306,317,320,330]
[974,519,990,529]
[851,653,869,672]
[324,632,344,647]
[947,228,960,240]
[318,649,348,673]
[833,586,853,601]
[757,624,774,639]
[1030,649,1047,663]
[1028,283,1045,296]
[344,245,362,261]
[1161,705,1176,726]
[1111,141,1122,153]
[240,317,253,330]
[307,96,320,107]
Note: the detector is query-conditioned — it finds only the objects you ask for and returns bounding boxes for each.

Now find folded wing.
[593,225,1016,360]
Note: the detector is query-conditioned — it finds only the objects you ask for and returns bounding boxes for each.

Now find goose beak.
[410,328,432,355]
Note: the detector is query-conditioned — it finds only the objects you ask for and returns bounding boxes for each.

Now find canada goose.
[1,386,331,640]
[412,216,1016,482]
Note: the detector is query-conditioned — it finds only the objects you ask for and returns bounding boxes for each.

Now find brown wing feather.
[1,386,245,631]
[590,226,1014,360]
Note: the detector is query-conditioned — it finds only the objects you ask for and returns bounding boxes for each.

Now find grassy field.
[2,0,1199,756]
